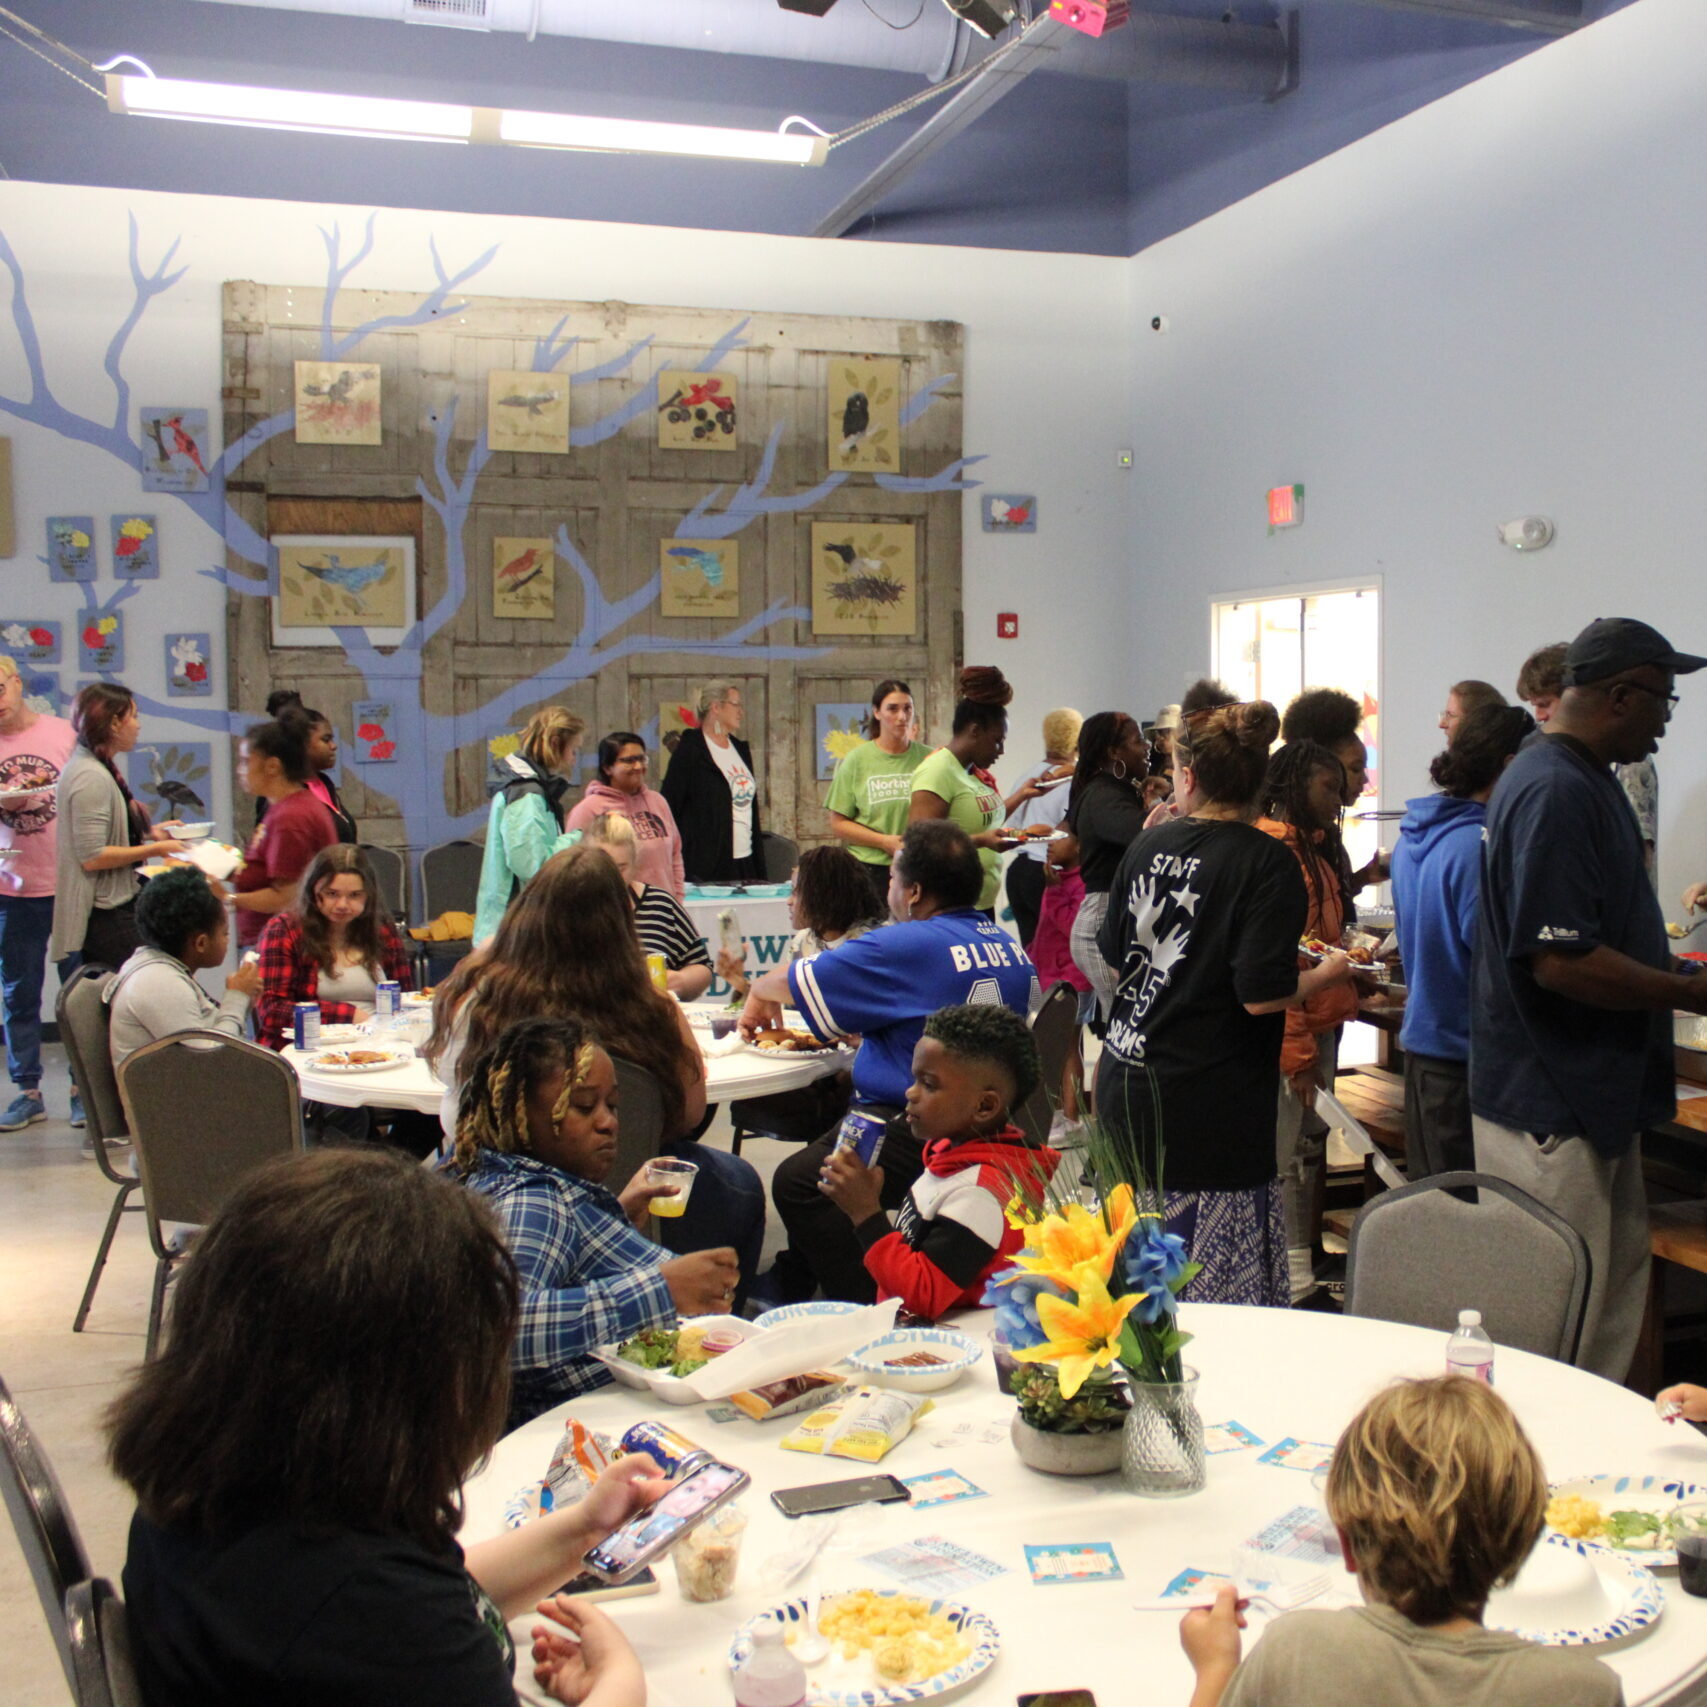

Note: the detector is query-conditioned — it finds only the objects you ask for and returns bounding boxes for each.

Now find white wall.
[0,180,1135,831]
[1126,0,1707,908]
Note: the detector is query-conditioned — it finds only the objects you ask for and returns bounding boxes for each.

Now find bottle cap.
[751,1617,783,1647]
[1458,1309,1482,1326]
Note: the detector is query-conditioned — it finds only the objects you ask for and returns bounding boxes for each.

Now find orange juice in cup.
[646,952,668,994]
[646,1157,698,1217]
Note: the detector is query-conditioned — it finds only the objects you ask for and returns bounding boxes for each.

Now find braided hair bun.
[957,666,1013,708]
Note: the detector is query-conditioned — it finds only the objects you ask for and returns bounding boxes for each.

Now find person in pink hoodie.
[564,732,686,899]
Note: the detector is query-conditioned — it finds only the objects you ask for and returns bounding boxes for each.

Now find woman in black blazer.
[660,680,765,882]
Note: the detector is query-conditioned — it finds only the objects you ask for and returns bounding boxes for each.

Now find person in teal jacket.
[474,707,585,945]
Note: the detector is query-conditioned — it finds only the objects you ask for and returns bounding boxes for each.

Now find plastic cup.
[709,1013,738,1040]
[672,1501,746,1602]
[1673,1501,1707,1596]
[647,1158,698,1218]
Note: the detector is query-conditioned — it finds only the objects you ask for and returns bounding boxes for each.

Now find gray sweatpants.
[1471,1115,1648,1383]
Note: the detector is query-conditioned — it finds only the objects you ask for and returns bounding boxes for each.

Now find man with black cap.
[1470,617,1707,1380]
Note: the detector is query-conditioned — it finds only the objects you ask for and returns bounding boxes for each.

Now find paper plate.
[846,1329,983,1394]
[729,1591,999,1707]
[1547,1473,1707,1567]
[306,1045,414,1073]
[1487,1536,1664,1647]
[751,1300,866,1331]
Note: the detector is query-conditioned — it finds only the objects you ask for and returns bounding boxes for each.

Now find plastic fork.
[1669,918,1707,941]
[1132,1571,1330,1614]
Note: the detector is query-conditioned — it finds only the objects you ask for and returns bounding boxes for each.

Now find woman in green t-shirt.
[907,666,1023,915]
[825,678,929,913]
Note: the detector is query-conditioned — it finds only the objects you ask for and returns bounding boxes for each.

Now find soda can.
[376,980,401,1019]
[293,1003,322,1051]
[833,1107,888,1167]
[619,1420,712,1480]
[646,952,668,994]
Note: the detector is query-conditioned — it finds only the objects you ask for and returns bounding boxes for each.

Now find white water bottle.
[1446,1308,1495,1384]
[734,1617,807,1707]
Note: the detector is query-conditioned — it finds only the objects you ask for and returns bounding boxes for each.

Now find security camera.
[1150,315,1169,333]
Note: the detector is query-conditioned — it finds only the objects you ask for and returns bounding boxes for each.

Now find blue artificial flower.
[1124,1227,1189,1297]
[987,1269,1067,1350]
[1131,1280,1179,1326]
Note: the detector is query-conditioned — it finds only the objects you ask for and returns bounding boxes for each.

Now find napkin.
[682,1299,900,1401]
[175,839,244,882]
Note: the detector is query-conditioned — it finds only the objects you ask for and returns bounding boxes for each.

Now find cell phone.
[551,1565,661,1603]
[1018,1692,1096,1707]
[771,1474,912,1518]
[581,1459,750,1582]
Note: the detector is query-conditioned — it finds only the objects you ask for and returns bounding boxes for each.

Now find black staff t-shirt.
[1096,817,1306,1191]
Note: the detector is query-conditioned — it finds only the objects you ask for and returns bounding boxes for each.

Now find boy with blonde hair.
[1182,1377,1623,1706]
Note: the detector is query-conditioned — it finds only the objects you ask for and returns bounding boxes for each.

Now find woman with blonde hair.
[1002,705,1081,949]
[1095,702,1354,1306]
[579,811,712,999]
[474,705,585,945]
[660,680,764,883]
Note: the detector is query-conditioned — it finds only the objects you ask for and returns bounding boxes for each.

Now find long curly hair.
[293,844,395,977]
[452,1016,600,1176]
[427,846,691,1135]
[1261,739,1346,909]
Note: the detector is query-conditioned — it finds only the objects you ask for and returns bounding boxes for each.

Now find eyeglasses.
[1618,681,1680,710]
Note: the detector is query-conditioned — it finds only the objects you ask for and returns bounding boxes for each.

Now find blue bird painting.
[301,553,391,600]
[666,545,725,589]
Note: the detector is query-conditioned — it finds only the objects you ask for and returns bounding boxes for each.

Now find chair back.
[1345,1171,1592,1364]
[0,1374,92,1700]
[56,966,131,1183]
[360,842,408,922]
[118,1033,304,1233]
[421,838,484,920]
[760,831,799,882]
[610,1055,668,1182]
[64,1578,144,1707]
[1015,981,1079,1146]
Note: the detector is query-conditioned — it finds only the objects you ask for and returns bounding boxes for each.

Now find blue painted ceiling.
[0,0,1640,256]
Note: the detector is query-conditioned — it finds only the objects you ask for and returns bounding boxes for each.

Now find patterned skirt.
[1165,1181,1289,1309]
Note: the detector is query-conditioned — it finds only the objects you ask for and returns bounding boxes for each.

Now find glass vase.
[1119,1365,1205,1497]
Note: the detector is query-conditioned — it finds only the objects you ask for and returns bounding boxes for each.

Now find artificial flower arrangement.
[984,1118,1199,1434]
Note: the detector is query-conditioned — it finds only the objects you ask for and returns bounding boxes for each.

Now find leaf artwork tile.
[659,538,740,617]
[657,370,738,452]
[111,514,160,577]
[275,537,409,635]
[140,408,210,493]
[493,537,557,619]
[487,370,570,455]
[815,702,870,781]
[166,632,213,697]
[128,744,211,823]
[0,620,60,664]
[45,517,96,583]
[827,355,902,473]
[77,609,124,672]
[810,521,918,636]
[293,361,383,446]
[352,700,397,763]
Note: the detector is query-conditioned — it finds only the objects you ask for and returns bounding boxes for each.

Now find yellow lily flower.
[1011,1268,1142,1398]
[1010,1189,1140,1286]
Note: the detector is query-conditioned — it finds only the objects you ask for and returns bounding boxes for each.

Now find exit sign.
[1268,484,1304,531]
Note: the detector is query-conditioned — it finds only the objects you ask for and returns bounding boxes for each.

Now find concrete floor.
[0,1048,793,1707]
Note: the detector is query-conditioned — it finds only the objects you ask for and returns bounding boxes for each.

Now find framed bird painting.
[826,355,901,473]
[810,521,917,636]
[487,371,569,455]
[493,536,556,620]
[140,408,211,493]
[271,534,414,647]
[293,361,383,447]
[656,371,738,452]
[659,538,739,618]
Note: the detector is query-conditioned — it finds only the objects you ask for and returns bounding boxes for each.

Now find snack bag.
[781,1385,934,1462]
[727,1371,845,1422]
[543,1416,613,1510]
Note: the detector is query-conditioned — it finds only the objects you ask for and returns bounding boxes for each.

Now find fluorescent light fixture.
[500,108,826,166]
[107,75,472,144]
[105,74,828,165]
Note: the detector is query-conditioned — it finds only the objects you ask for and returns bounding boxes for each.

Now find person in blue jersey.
[741,820,1040,1305]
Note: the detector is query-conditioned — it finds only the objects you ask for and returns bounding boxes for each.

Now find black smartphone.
[1018,1693,1096,1707]
[551,1566,661,1603]
[771,1473,912,1518]
[582,1460,750,1582]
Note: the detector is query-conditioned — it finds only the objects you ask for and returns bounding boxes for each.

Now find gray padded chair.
[610,1055,668,1183]
[759,831,799,882]
[64,1578,145,1707]
[419,837,485,971]
[359,842,408,922]
[1015,981,1081,1147]
[1345,1171,1592,1365]
[117,1032,305,1357]
[55,966,141,1334]
[1,1372,93,1701]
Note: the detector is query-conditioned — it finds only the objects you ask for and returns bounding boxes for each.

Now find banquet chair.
[117,1032,305,1358]
[359,841,408,922]
[1016,981,1080,1148]
[0,1371,93,1701]
[419,836,484,973]
[55,965,142,1335]
[759,831,799,882]
[63,1578,145,1707]
[1345,1171,1591,1365]
[610,1055,668,1183]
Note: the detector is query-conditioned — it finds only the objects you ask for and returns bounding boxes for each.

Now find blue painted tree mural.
[0,212,981,851]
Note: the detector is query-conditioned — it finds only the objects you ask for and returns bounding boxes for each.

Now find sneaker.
[0,1093,45,1132]
[69,1091,85,1129]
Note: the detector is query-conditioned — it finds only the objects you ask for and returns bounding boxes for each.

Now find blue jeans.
[0,895,76,1092]
[653,1138,767,1295]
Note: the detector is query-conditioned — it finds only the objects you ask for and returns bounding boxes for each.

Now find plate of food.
[172,821,215,841]
[1545,1475,1707,1566]
[401,988,436,1008]
[1486,1534,1664,1646]
[729,1590,999,1705]
[745,1027,845,1057]
[846,1328,983,1394]
[751,1300,867,1332]
[594,1316,757,1403]
[307,1045,414,1073]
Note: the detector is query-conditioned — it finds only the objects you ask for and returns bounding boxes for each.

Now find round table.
[463,1305,1707,1707]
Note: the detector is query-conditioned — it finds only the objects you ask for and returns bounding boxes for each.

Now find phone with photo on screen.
[581,1460,750,1582]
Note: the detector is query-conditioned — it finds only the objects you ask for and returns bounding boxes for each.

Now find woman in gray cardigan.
[51,684,186,968]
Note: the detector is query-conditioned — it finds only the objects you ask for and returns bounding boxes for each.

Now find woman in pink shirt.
[564,732,686,899]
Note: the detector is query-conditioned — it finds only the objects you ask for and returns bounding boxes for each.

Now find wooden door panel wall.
[225,279,964,872]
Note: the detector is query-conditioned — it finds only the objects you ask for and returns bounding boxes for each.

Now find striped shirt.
[633,883,711,972]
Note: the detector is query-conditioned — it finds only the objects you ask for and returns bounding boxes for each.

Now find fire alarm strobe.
[997,613,1019,639]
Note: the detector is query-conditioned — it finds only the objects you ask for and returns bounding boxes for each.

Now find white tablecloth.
[463,1305,1707,1707]
[683,891,796,1000]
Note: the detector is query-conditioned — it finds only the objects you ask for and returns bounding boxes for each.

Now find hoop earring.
[1111,759,1127,780]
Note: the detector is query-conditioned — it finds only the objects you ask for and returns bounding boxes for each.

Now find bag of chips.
[781,1385,934,1462]
[726,1371,845,1422]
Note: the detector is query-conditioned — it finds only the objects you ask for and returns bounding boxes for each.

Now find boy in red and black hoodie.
[820,1003,1059,1320]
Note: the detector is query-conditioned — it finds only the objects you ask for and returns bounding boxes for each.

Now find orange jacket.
[1256,817,1360,1078]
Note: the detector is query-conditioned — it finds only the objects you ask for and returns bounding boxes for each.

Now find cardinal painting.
[141,408,211,492]
[493,537,556,618]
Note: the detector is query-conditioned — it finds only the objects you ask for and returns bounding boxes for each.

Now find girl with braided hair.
[452,1016,740,1430]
